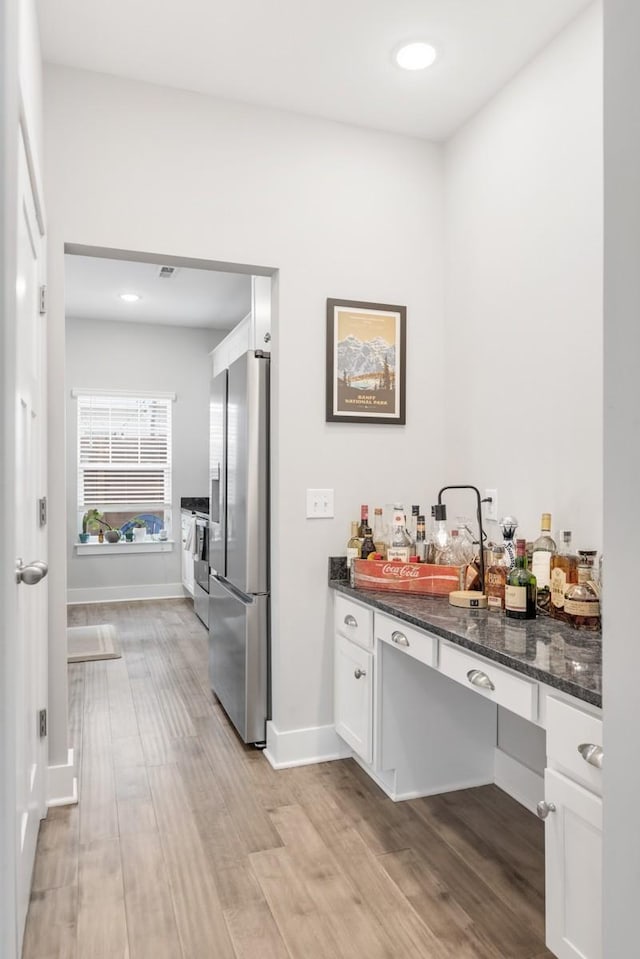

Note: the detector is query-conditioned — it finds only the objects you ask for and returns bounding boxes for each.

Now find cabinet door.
[335,634,373,764]
[544,768,602,959]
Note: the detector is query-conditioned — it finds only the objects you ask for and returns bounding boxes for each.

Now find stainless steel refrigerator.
[209,350,270,744]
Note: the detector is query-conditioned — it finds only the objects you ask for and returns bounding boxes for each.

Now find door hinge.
[39,284,47,314]
[39,709,47,738]
[39,496,47,527]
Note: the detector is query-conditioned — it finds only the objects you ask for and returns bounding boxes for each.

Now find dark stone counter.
[328,557,602,709]
[180,497,209,516]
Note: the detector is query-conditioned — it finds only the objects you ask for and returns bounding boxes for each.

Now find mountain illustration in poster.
[335,309,398,416]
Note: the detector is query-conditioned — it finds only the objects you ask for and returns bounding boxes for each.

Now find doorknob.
[16,559,48,585]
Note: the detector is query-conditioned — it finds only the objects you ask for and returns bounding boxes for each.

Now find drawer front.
[439,643,538,722]
[334,594,373,649]
[546,696,603,796]
[375,613,437,669]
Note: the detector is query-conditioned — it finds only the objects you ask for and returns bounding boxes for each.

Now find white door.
[14,127,48,951]
[544,768,602,959]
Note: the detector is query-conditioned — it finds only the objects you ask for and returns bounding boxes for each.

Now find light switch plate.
[306,489,334,518]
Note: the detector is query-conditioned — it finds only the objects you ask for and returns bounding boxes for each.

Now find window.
[76,390,173,534]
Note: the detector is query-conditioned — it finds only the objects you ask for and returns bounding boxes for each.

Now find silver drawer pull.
[344,614,358,628]
[354,668,366,679]
[466,668,495,691]
[391,630,410,647]
[578,743,603,769]
[536,800,556,820]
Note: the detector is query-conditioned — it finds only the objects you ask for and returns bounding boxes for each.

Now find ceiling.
[65,254,252,329]
[37,0,592,141]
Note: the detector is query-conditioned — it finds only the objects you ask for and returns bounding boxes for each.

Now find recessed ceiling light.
[119,292,141,303]
[395,42,437,71]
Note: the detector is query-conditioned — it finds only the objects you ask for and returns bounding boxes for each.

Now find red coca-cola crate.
[353,559,464,596]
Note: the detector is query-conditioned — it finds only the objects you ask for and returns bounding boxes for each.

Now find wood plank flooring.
[22,599,553,959]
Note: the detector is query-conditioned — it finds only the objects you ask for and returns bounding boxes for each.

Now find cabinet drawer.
[375,613,437,669]
[439,643,538,722]
[546,696,603,796]
[334,594,373,649]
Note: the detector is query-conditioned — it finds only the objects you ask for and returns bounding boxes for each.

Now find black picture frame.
[326,298,406,424]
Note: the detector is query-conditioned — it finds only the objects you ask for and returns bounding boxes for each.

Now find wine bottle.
[372,507,387,559]
[346,521,361,582]
[360,526,376,560]
[357,504,369,540]
[531,513,556,593]
[505,538,537,619]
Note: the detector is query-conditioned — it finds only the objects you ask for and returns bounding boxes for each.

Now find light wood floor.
[23,599,553,959]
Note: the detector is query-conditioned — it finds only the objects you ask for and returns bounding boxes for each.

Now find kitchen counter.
[328,557,602,708]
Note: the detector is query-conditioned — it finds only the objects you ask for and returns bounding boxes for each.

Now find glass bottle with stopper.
[499,516,518,569]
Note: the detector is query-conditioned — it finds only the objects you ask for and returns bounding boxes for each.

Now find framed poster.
[326,298,406,424]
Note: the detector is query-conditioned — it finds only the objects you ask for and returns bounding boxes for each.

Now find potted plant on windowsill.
[81,509,121,543]
[131,518,147,542]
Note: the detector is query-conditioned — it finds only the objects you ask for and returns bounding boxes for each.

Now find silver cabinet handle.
[391,630,410,647]
[16,559,48,586]
[578,743,603,769]
[344,614,358,628]
[466,668,495,691]
[354,668,366,679]
[536,800,556,820]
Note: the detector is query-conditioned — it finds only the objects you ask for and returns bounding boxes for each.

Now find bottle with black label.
[505,538,537,619]
[360,526,376,561]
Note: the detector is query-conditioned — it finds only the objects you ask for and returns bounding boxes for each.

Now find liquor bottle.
[531,514,556,603]
[346,521,361,585]
[409,505,420,547]
[565,551,601,630]
[372,507,387,559]
[550,530,578,620]
[505,538,536,619]
[499,516,518,569]
[415,515,427,561]
[432,504,453,565]
[357,504,369,539]
[454,518,475,565]
[360,526,376,560]
[485,545,509,612]
[387,508,412,562]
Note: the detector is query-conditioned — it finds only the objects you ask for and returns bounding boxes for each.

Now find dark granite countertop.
[328,557,602,709]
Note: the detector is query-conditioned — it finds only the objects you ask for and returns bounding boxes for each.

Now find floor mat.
[67,623,121,663]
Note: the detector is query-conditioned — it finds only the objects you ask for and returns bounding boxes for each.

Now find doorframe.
[0,0,20,948]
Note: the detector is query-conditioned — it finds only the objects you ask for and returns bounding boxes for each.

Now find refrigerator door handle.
[210,573,255,607]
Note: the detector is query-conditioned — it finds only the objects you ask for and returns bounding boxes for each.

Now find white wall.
[444,2,603,551]
[44,67,446,745]
[65,316,224,600]
[602,0,640,951]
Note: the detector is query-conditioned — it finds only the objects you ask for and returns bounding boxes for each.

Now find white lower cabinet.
[334,633,373,764]
[544,767,602,959]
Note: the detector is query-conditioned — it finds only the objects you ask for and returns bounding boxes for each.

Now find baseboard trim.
[67,583,185,604]
[47,748,78,808]
[264,721,350,769]
[494,747,543,815]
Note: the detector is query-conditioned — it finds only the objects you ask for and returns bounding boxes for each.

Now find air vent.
[158,266,177,279]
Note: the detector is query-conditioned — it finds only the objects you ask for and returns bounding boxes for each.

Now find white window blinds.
[77,393,172,509]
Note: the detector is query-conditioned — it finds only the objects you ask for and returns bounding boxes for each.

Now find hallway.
[22,599,551,958]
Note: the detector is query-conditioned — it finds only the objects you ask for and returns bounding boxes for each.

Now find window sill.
[75,538,175,555]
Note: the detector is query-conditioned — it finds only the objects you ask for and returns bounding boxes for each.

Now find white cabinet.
[334,633,373,764]
[543,696,603,959]
[181,513,194,595]
[543,768,602,959]
[333,595,375,765]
